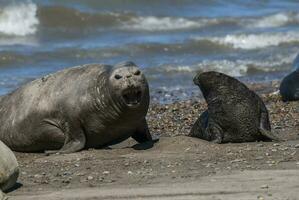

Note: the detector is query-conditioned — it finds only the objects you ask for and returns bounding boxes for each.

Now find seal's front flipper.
[132,119,153,143]
[189,110,209,139]
[207,121,223,143]
[259,129,281,142]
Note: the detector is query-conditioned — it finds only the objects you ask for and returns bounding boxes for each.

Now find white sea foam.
[122,12,299,32]
[123,16,211,31]
[155,61,247,77]
[195,32,299,50]
[195,54,296,76]
[246,12,299,29]
[162,65,195,73]
[194,60,248,76]
[0,1,39,36]
[250,13,290,28]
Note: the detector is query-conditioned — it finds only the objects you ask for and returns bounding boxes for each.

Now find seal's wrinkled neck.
[92,71,125,122]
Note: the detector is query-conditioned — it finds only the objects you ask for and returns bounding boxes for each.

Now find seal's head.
[193,71,247,99]
[193,71,228,96]
[108,61,149,108]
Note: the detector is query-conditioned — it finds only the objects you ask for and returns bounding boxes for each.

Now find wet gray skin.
[190,71,279,143]
[0,61,152,153]
[0,140,19,198]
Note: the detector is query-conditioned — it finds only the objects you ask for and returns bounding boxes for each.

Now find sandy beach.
[7,81,299,200]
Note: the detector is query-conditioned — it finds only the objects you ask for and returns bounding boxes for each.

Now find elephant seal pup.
[279,54,299,101]
[280,55,299,101]
[279,69,299,101]
[190,71,279,143]
[0,61,153,153]
[0,140,19,198]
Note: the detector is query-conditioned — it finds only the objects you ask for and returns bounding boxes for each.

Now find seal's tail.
[259,129,282,142]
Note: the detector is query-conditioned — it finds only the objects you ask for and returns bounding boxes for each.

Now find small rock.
[63,171,71,176]
[103,171,110,175]
[62,179,70,184]
[257,196,264,200]
[231,159,243,163]
[34,174,42,178]
[260,184,269,189]
[295,144,299,148]
[127,171,133,175]
[185,147,191,152]
[87,176,94,181]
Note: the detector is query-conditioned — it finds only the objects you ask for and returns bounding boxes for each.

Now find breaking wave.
[248,12,299,28]
[0,1,39,36]
[29,4,299,32]
[194,31,299,50]
[148,52,297,77]
[122,16,212,31]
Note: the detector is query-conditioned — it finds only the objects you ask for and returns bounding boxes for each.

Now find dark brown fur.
[190,71,279,143]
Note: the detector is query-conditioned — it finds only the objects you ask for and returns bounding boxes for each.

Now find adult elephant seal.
[189,71,280,143]
[0,61,153,154]
[0,140,19,199]
[280,54,299,101]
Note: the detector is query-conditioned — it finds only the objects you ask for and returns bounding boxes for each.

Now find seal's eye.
[134,70,141,76]
[114,74,122,80]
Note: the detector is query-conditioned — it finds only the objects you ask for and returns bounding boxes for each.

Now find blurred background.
[0,0,298,102]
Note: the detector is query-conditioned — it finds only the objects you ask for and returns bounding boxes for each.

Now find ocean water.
[0,0,298,101]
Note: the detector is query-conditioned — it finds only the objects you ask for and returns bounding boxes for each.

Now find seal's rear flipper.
[259,129,282,142]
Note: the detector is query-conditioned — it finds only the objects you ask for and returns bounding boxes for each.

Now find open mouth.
[122,89,142,107]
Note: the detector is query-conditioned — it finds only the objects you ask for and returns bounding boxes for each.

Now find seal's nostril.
[115,74,122,80]
[134,70,141,76]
